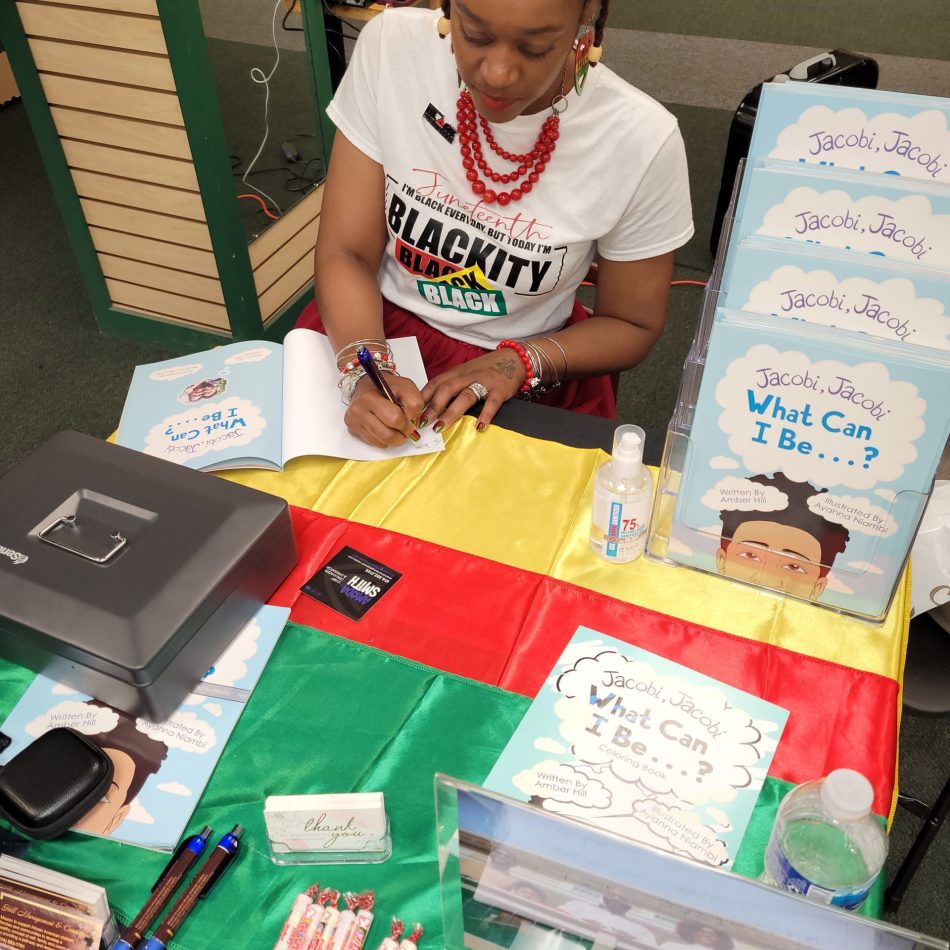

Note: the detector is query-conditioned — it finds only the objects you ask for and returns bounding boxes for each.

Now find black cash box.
[0,432,297,721]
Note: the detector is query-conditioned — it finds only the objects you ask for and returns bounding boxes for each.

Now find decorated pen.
[141,825,242,950]
[110,825,212,950]
[355,347,421,443]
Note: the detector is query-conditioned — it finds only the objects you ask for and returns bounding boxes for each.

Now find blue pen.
[141,825,243,950]
[356,346,422,443]
[110,826,212,950]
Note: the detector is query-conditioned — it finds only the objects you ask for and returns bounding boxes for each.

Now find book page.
[114,340,285,472]
[281,328,444,463]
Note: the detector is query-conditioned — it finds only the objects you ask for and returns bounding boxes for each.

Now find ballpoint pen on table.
[141,825,243,950]
[355,347,421,443]
[110,825,212,950]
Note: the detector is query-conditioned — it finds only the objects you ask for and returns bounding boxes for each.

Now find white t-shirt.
[327,8,694,348]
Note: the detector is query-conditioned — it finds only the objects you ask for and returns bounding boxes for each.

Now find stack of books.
[655,83,950,622]
[0,854,118,949]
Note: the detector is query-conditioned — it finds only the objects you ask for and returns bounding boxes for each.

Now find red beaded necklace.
[455,89,561,206]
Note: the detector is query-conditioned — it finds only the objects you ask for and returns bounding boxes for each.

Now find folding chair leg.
[885,771,950,912]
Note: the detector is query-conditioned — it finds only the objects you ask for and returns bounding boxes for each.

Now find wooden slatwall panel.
[17,0,227,332]
[250,187,324,323]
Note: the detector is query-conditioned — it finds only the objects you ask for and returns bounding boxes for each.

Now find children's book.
[484,627,789,870]
[747,82,950,186]
[0,604,290,851]
[720,236,950,351]
[730,160,950,271]
[668,308,950,619]
[114,329,444,471]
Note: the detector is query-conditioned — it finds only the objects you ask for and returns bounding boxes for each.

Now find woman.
[300,0,693,446]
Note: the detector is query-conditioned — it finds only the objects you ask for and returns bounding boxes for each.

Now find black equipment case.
[0,432,297,721]
[709,49,879,256]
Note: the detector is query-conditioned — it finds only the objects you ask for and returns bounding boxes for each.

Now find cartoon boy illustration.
[716,472,850,601]
[73,700,169,837]
[184,377,227,402]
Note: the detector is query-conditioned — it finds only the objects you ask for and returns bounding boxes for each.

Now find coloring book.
[0,605,290,851]
[115,329,443,471]
[485,627,789,869]
[729,160,950,271]
[668,309,950,619]
[720,236,950,351]
[748,82,950,186]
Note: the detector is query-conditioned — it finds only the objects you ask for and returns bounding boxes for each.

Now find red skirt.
[295,297,617,418]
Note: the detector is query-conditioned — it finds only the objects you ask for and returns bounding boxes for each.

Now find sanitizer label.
[765,839,871,909]
[606,501,624,557]
[592,488,648,561]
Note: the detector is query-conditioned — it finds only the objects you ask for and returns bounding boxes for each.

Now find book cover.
[484,627,789,869]
[0,855,117,948]
[669,309,950,619]
[730,160,950,271]
[0,604,290,851]
[114,329,443,471]
[720,237,950,351]
[0,887,103,950]
[748,82,950,186]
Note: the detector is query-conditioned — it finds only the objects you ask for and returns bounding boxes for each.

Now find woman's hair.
[440,0,610,50]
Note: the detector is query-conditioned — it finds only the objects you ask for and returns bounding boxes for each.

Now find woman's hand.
[419,349,527,433]
[345,374,425,447]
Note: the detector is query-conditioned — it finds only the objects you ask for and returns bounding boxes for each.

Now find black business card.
[300,546,402,621]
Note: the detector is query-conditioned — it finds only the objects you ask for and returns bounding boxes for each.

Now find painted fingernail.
[476,422,487,432]
[410,417,418,427]
[408,429,422,443]
[418,415,429,429]
[433,420,445,434]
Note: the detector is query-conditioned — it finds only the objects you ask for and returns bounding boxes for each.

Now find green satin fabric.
[0,624,880,947]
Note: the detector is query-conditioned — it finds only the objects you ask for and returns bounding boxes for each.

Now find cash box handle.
[37,514,128,564]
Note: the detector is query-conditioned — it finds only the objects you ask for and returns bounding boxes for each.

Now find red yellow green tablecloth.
[0,420,906,946]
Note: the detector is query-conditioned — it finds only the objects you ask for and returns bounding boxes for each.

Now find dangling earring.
[437,15,451,38]
[573,19,594,95]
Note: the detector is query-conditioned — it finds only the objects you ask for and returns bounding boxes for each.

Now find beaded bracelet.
[496,339,537,394]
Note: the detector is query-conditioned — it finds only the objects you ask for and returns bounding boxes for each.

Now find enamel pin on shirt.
[424,103,456,144]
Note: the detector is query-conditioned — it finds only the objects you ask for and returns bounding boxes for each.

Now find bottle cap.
[611,424,645,480]
[820,768,874,821]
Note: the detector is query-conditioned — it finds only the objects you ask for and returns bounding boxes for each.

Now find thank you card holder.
[263,792,391,866]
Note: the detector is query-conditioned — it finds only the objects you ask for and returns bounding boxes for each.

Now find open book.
[0,604,290,852]
[115,329,444,471]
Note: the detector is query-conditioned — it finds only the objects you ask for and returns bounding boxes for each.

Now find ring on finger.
[466,381,489,401]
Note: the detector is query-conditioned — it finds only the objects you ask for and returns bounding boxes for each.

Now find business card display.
[263,792,391,866]
[301,547,401,621]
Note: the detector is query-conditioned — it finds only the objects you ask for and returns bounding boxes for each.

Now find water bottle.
[760,769,887,909]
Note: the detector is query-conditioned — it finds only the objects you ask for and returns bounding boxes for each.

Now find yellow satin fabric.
[225,416,910,682]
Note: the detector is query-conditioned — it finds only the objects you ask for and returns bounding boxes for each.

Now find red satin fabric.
[295,296,617,417]
[271,507,898,815]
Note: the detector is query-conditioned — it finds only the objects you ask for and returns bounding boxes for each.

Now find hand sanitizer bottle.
[589,425,653,563]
